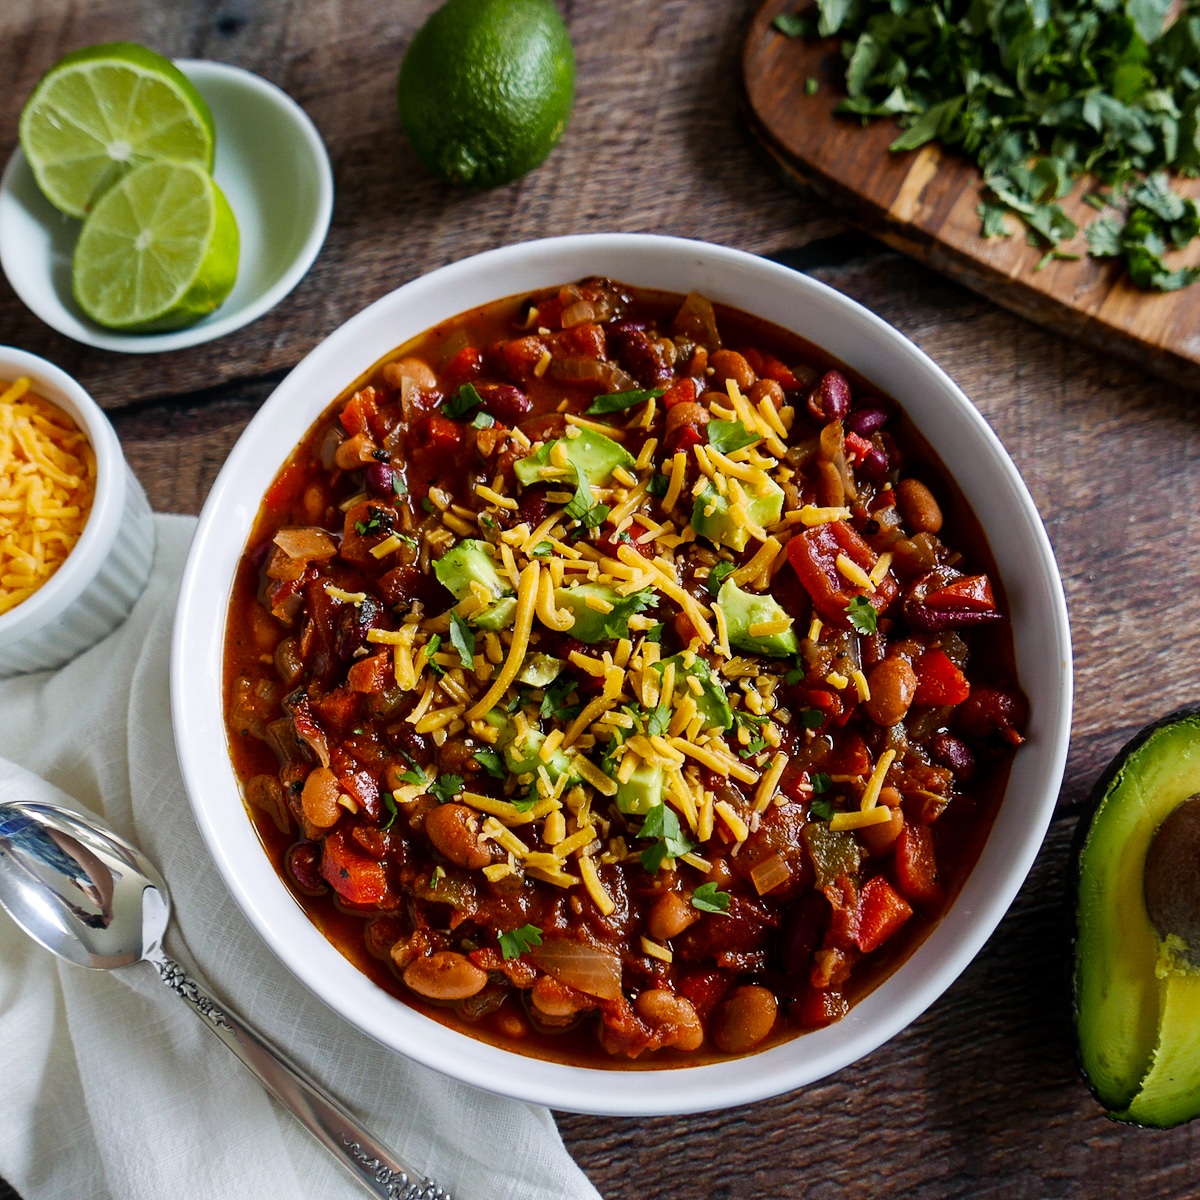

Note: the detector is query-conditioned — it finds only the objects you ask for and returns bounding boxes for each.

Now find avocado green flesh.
[1075,713,1200,1125]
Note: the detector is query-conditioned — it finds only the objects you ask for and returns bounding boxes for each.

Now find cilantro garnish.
[773,11,814,37]
[798,708,825,730]
[540,676,580,721]
[646,704,672,737]
[585,387,665,415]
[420,496,435,514]
[734,710,768,758]
[380,791,399,830]
[707,560,736,596]
[644,622,665,644]
[449,611,476,668]
[499,924,543,960]
[423,633,444,675]
[428,774,464,804]
[443,383,483,419]
[638,805,697,873]
[805,76,819,96]
[474,748,507,779]
[353,509,387,537]
[646,473,671,498]
[706,419,759,454]
[810,795,835,822]
[392,474,408,497]
[811,772,832,794]
[691,882,732,913]
[846,595,878,635]
[530,541,553,556]
[785,663,806,685]
[511,785,540,813]
[430,865,445,890]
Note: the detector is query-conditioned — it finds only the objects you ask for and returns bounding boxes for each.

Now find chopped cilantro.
[846,595,878,635]
[785,664,806,685]
[638,804,696,873]
[644,622,665,644]
[449,611,476,669]
[646,473,671,498]
[499,924,543,960]
[397,764,428,788]
[511,785,540,813]
[540,675,580,721]
[773,11,814,37]
[805,76,820,96]
[471,410,496,429]
[474,748,506,780]
[707,560,736,597]
[646,704,672,737]
[430,865,445,890]
[424,633,444,675]
[353,509,385,537]
[443,383,483,419]
[380,791,399,830]
[691,882,732,913]
[811,772,833,794]
[392,474,408,497]
[585,387,665,415]
[530,540,553,556]
[428,774,464,804]
[798,708,825,730]
[421,496,435,514]
[810,795,835,822]
[706,419,759,454]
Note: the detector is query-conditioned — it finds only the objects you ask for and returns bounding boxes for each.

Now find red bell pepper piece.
[312,686,361,739]
[786,521,898,626]
[319,829,397,908]
[913,648,971,707]
[892,823,943,909]
[440,345,484,394]
[427,414,465,452]
[339,388,378,438]
[796,986,849,1029]
[741,347,799,391]
[661,376,697,409]
[855,874,913,953]
[924,573,996,612]
[844,431,874,464]
[339,770,381,820]
[346,651,391,694]
[677,969,736,1021]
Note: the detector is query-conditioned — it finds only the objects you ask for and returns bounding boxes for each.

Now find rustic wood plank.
[742,0,1200,391]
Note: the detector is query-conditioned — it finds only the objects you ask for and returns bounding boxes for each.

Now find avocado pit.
[1144,794,1200,966]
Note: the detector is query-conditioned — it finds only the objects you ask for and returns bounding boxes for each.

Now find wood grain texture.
[743,0,1200,391]
[5,0,1200,1197]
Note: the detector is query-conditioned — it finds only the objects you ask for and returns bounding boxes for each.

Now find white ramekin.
[0,347,155,677]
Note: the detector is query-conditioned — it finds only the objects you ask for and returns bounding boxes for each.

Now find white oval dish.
[0,59,333,354]
[172,234,1073,1116]
[0,347,155,677]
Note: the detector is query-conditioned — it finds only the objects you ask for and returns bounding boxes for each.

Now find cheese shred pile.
[0,378,96,616]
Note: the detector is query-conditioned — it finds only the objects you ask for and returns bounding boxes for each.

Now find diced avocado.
[1073,708,1200,1128]
[716,578,798,657]
[652,653,732,731]
[432,540,515,628]
[503,727,577,785]
[518,653,565,688]
[691,478,784,552]
[514,426,636,492]
[554,583,653,644]
[473,597,517,631]
[615,761,664,816]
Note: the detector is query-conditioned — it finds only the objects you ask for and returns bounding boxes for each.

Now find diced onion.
[750,853,792,896]
[530,939,623,1000]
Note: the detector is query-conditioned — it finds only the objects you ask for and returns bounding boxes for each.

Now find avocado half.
[1072,706,1200,1128]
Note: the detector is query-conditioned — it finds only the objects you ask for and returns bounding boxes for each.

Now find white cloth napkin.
[0,514,602,1200]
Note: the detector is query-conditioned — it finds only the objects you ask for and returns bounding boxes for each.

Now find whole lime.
[398,0,575,189]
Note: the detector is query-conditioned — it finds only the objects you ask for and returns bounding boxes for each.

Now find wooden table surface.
[4,2,1200,1198]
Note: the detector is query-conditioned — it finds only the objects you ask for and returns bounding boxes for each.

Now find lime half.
[72,159,239,332]
[19,42,215,218]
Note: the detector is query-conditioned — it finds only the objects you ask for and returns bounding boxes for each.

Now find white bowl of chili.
[0,347,155,677]
[173,234,1072,1115]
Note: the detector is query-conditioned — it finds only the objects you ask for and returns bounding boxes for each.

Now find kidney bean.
[712,985,778,1054]
[424,803,492,869]
[709,349,757,392]
[956,685,1028,744]
[286,841,328,895]
[845,406,889,437]
[857,444,889,481]
[930,731,977,780]
[365,461,394,498]
[864,658,918,727]
[808,370,851,422]
[610,325,673,387]
[301,766,341,829]
[334,595,384,661]
[779,890,831,978]
[647,890,700,941]
[634,989,704,1052]
[476,382,532,423]
[896,478,943,533]
[403,951,488,1001]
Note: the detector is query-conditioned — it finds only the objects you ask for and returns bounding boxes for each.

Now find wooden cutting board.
[742,0,1200,389]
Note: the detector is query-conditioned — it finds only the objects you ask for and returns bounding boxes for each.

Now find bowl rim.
[172,233,1073,1115]
[0,58,334,355]
[0,347,127,646]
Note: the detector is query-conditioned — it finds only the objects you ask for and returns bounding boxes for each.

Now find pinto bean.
[864,658,918,727]
[530,974,591,1020]
[301,766,341,829]
[647,891,700,941]
[709,349,757,391]
[896,478,943,534]
[382,356,438,391]
[403,951,488,1001]
[664,401,710,441]
[424,803,492,869]
[748,377,785,409]
[859,805,905,856]
[635,989,704,1052]
[712,985,778,1053]
[334,431,378,470]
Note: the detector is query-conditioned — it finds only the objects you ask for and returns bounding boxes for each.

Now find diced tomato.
[823,876,860,949]
[340,388,378,438]
[844,431,874,464]
[490,336,545,383]
[855,875,912,953]
[661,376,698,409]
[798,687,843,733]
[740,347,799,391]
[924,574,996,613]
[263,458,309,511]
[786,521,899,626]
[312,686,361,739]
[428,414,465,452]
[677,969,736,1021]
[892,823,943,909]
[956,684,1028,745]
[822,730,871,775]
[339,770,381,820]
[550,322,606,359]
[913,648,971,707]
[668,423,707,457]
[346,651,391,694]
[795,986,849,1029]
[319,828,396,908]
[440,345,484,394]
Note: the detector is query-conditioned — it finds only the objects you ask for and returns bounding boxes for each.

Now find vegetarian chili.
[224,279,1026,1065]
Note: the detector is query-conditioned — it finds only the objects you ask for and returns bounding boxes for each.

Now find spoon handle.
[145,948,450,1200]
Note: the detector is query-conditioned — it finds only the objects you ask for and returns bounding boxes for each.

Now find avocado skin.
[1071,704,1200,1129]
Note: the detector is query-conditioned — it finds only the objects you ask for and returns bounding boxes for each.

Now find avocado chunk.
[1073,708,1200,1128]
[514,426,635,501]
[484,709,578,787]
[651,653,732,731]
[692,478,783,552]
[615,761,664,816]
[716,578,798,657]
[554,583,653,643]
[432,540,515,628]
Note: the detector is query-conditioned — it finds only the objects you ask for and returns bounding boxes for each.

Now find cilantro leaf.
[798,708,825,730]
[511,785,540,813]
[691,882,732,913]
[398,764,429,788]
[977,201,1014,239]
[638,804,696,873]
[530,540,553,556]
[706,419,759,454]
[811,772,833,794]
[540,675,580,721]
[773,11,814,37]
[785,664,806,685]
[499,924,542,960]
[585,387,665,415]
[644,622,665,644]
[707,560,736,597]
[380,791,399,830]
[443,383,483,420]
[646,473,671,497]
[474,748,507,779]
[428,774,464,804]
[810,796,834,821]
[846,595,878,635]
[646,704,671,737]
[449,611,476,669]
[805,77,820,96]
[423,633,444,675]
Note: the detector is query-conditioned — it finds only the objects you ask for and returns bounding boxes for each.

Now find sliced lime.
[72,159,239,332]
[19,42,215,218]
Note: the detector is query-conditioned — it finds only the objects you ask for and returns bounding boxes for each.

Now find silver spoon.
[0,798,449,1200]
